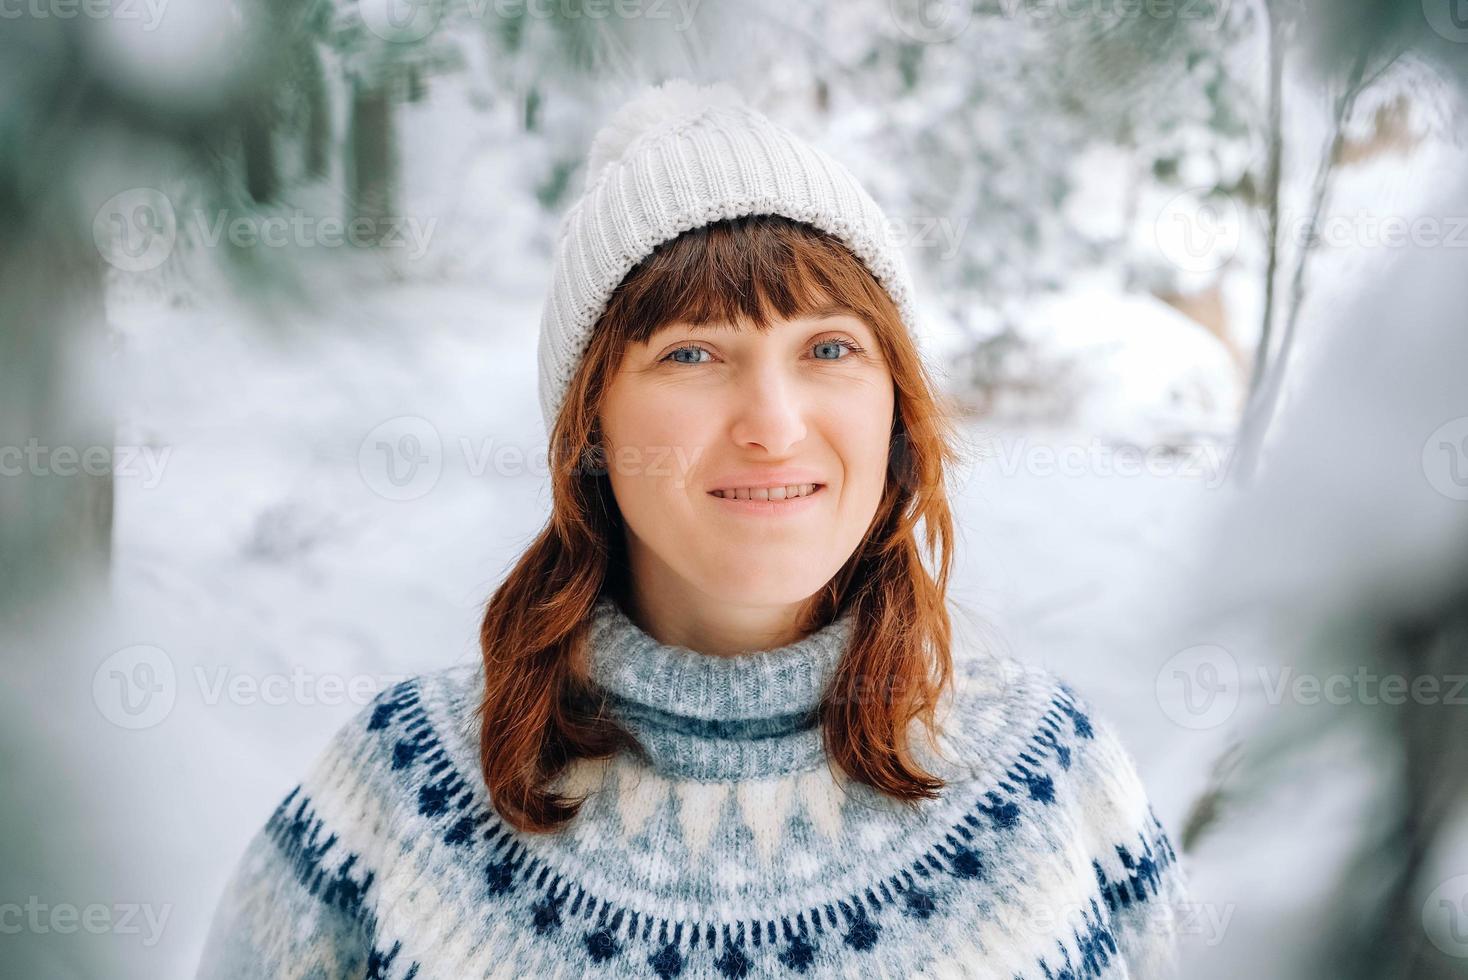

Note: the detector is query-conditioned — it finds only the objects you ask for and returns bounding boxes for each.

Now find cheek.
[605,372,698,440]
[602,395,706,503]
[847,439,892,513]
[832,390,895,498]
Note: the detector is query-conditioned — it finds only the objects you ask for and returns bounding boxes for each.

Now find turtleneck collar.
[583,594,857,781]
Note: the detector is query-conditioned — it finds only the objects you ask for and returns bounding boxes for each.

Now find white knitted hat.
[536,79,922,435]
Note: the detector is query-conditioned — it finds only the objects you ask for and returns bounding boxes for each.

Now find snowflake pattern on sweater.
[197,596,1188,979]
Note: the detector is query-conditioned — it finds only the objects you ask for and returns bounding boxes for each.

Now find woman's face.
[598,307,895,612]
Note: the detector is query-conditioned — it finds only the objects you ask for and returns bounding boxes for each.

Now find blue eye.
[664,345,713,364]
[812,338,860,360]
[659,337,865,364]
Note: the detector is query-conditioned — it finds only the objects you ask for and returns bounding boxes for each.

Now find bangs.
[602,214,895,346]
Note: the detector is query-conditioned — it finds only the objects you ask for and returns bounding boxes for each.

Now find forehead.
[650,303,872,337]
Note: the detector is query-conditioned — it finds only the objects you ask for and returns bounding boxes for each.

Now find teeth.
[713,483,818,500]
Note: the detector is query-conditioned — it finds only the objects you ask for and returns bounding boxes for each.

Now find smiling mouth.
[708,483,824,501]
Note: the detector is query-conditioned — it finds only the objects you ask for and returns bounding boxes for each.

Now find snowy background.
[5,2,1468,978]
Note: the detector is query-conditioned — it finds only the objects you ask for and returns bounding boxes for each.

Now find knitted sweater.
[197,596,1188,979]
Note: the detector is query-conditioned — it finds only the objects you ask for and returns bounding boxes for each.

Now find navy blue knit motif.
[259,677,1179,978]
[260,787,413,977]
[1095,813,1179,916]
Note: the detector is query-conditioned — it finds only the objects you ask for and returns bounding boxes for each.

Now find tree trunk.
[524,85,541,132]
[1235,43,1373,482]
[347,79,396,242]
[301,43,331,180]
[242,103,279,203]
[0,194,112,615]
[1245,0,1286,407]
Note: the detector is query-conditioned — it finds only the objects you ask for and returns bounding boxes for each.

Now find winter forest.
[3,1,1468,977]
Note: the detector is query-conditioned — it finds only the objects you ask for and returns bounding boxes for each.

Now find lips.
[703,469,826,495]
[709,483,821,501]
[706,482,827,517]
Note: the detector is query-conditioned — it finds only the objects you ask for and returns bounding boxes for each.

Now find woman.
[198,80,1187,979]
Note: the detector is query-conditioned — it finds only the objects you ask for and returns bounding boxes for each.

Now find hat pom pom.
[584,79,746,189]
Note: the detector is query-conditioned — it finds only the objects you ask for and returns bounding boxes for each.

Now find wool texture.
[197,595,1189,979]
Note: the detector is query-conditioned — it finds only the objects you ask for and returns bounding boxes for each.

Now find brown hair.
[478,214,960,833]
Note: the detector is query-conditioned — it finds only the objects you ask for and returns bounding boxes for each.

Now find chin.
[695,557,833,608]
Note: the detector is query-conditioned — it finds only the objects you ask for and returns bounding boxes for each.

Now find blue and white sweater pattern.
[198,597,1188,979]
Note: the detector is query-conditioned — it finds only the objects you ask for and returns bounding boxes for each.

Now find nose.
[727,361,808,456]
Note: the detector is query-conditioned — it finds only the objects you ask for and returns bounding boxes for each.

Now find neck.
[622,550,812,657]
[584,594,856,781]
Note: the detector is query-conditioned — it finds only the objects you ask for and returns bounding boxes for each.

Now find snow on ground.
[1016,271,1243,441]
